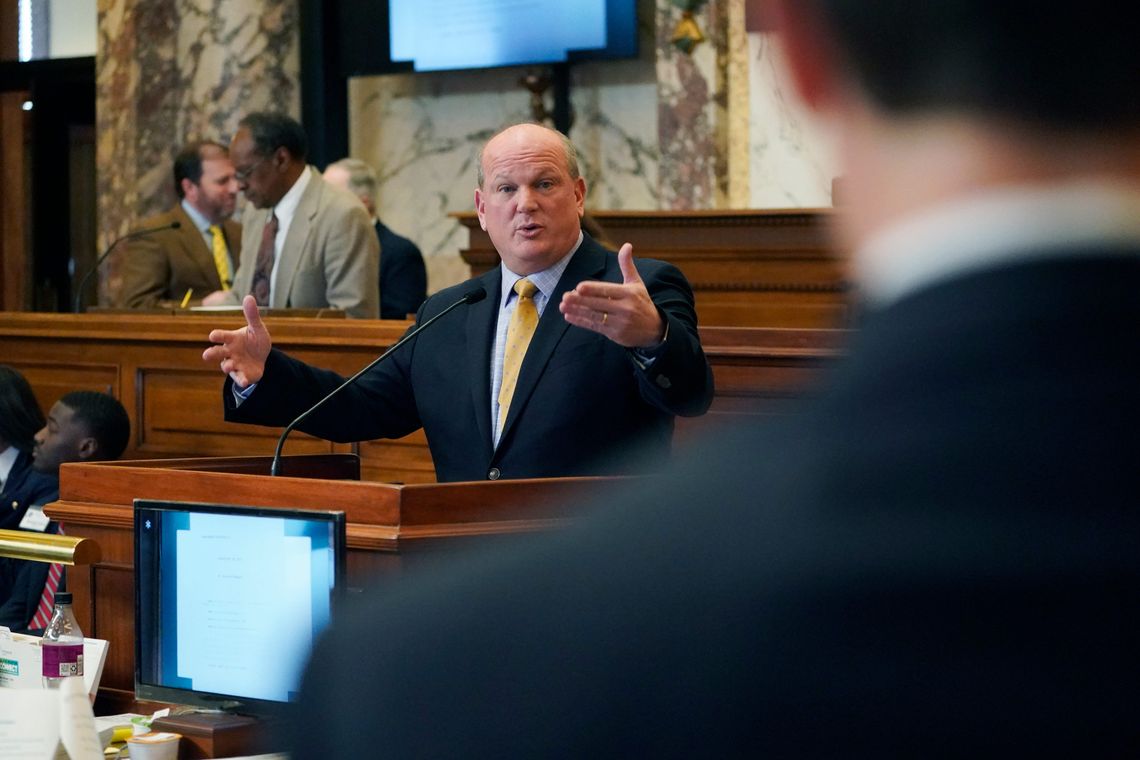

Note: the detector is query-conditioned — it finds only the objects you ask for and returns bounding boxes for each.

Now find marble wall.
[95,0,299,304]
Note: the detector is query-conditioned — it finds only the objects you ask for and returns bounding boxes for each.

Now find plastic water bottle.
[42,591,84,689]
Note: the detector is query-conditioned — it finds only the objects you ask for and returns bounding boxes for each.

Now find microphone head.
[169,221,182,229]
[463,286,488,304]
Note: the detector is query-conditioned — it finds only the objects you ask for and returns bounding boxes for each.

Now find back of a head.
[59,391,131,461]
[0,365,45,451]
[326,158,378,203]
[817,1,1140,129]
[238,112,308,162]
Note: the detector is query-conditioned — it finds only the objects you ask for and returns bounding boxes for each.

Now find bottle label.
[42,644,84,678]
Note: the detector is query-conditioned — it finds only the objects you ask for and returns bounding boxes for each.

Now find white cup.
[125,731,181,760]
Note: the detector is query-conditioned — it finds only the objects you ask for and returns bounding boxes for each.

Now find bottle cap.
[54,591,73,605]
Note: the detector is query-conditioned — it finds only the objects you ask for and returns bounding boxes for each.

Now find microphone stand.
[73,221,181,313]
[270,287,487,476]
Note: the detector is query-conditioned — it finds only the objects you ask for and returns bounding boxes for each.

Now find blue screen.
[135,502,344,708]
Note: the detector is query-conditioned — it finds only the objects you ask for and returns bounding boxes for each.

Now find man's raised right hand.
[202,295,272,388]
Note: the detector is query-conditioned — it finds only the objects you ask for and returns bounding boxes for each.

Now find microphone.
[73,220,182,313]
[270,286,488,476]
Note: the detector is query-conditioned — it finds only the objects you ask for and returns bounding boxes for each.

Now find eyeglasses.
[234,155,269,183]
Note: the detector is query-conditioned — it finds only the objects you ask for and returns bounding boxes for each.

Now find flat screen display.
[134,500,346,714]
[339,0,638,76]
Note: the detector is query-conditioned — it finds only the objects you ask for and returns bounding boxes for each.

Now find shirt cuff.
[628,319,670,370]
[232,381,257,406]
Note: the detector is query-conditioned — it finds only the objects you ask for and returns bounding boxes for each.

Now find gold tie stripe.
[209,224,232,290]
[497,278,539,435]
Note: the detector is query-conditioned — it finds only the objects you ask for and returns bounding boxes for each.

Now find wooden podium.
[45,454,626,718]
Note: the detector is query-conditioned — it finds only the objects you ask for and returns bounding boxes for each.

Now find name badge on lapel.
[18,504,50,532]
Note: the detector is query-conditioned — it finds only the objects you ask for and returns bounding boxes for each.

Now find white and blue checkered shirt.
[490,233,582,447]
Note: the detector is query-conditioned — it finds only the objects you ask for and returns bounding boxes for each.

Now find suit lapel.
[274,169,322,308]
[467,269,502,454]
[497,239,609,443]
[174,205,221,290]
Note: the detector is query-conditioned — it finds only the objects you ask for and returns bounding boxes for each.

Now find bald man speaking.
[204,123,713,482]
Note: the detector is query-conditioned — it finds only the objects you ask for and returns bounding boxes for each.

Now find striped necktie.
[29,524,65,630]
[209,224,232,290]
[250,211,278,306]
[497,278,539,436]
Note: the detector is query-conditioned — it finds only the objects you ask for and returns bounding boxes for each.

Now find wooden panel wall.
[455,209,850,328]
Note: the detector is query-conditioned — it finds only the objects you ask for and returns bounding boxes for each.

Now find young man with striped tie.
[0,391,129,633]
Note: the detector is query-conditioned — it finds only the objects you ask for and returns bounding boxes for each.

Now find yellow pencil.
[180,288,193,308]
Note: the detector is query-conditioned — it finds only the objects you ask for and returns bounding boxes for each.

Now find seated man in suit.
[0,391,130,633]
[203,123,714,482]
[201,113,379,318]
[323,158,428,320]
[287,1,1140,756]
[117,140,241,308]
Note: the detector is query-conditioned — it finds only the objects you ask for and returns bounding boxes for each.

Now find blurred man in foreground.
[290,0,1140,755]
[323,158,427,319]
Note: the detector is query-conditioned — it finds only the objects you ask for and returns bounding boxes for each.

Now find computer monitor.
[133,499,346,715]
[339,0,639,76]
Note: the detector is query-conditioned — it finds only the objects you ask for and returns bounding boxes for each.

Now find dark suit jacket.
[117,203,241,308]
[225,169,380,318]
[377,220,427,319]
[225,235,713,481]
[0,456,59,632]
[290,252,1140,756]
[0,450,58,532]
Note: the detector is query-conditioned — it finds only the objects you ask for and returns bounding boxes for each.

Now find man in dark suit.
[323,157,428,319]
[287,0,1140,756]
[202,113,379,318]
[117,141,241,308]
[204,123,713,482]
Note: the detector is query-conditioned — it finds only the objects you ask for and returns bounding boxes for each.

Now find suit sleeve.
[223,343,421,443]
[117,233,171,308]
[0,558,50,632]
[323,202,380,319]
[633,261,714,417]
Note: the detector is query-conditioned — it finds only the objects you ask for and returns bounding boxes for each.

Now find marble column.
[95,0,299,304]
[655,0,729,210]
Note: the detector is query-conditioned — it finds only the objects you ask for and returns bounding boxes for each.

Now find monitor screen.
[339,0,638,76]
[134,500,346,715]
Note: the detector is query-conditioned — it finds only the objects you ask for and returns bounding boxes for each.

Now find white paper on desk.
[0,628,109,698]
[58,675,101,760]
[0,688,60,759]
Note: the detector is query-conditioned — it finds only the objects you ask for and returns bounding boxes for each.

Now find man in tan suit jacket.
[203,113,379,319]
[117,141,241,308]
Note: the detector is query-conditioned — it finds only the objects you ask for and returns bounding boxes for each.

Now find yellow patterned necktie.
[497,278,539,435]
[209,224,232,290]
